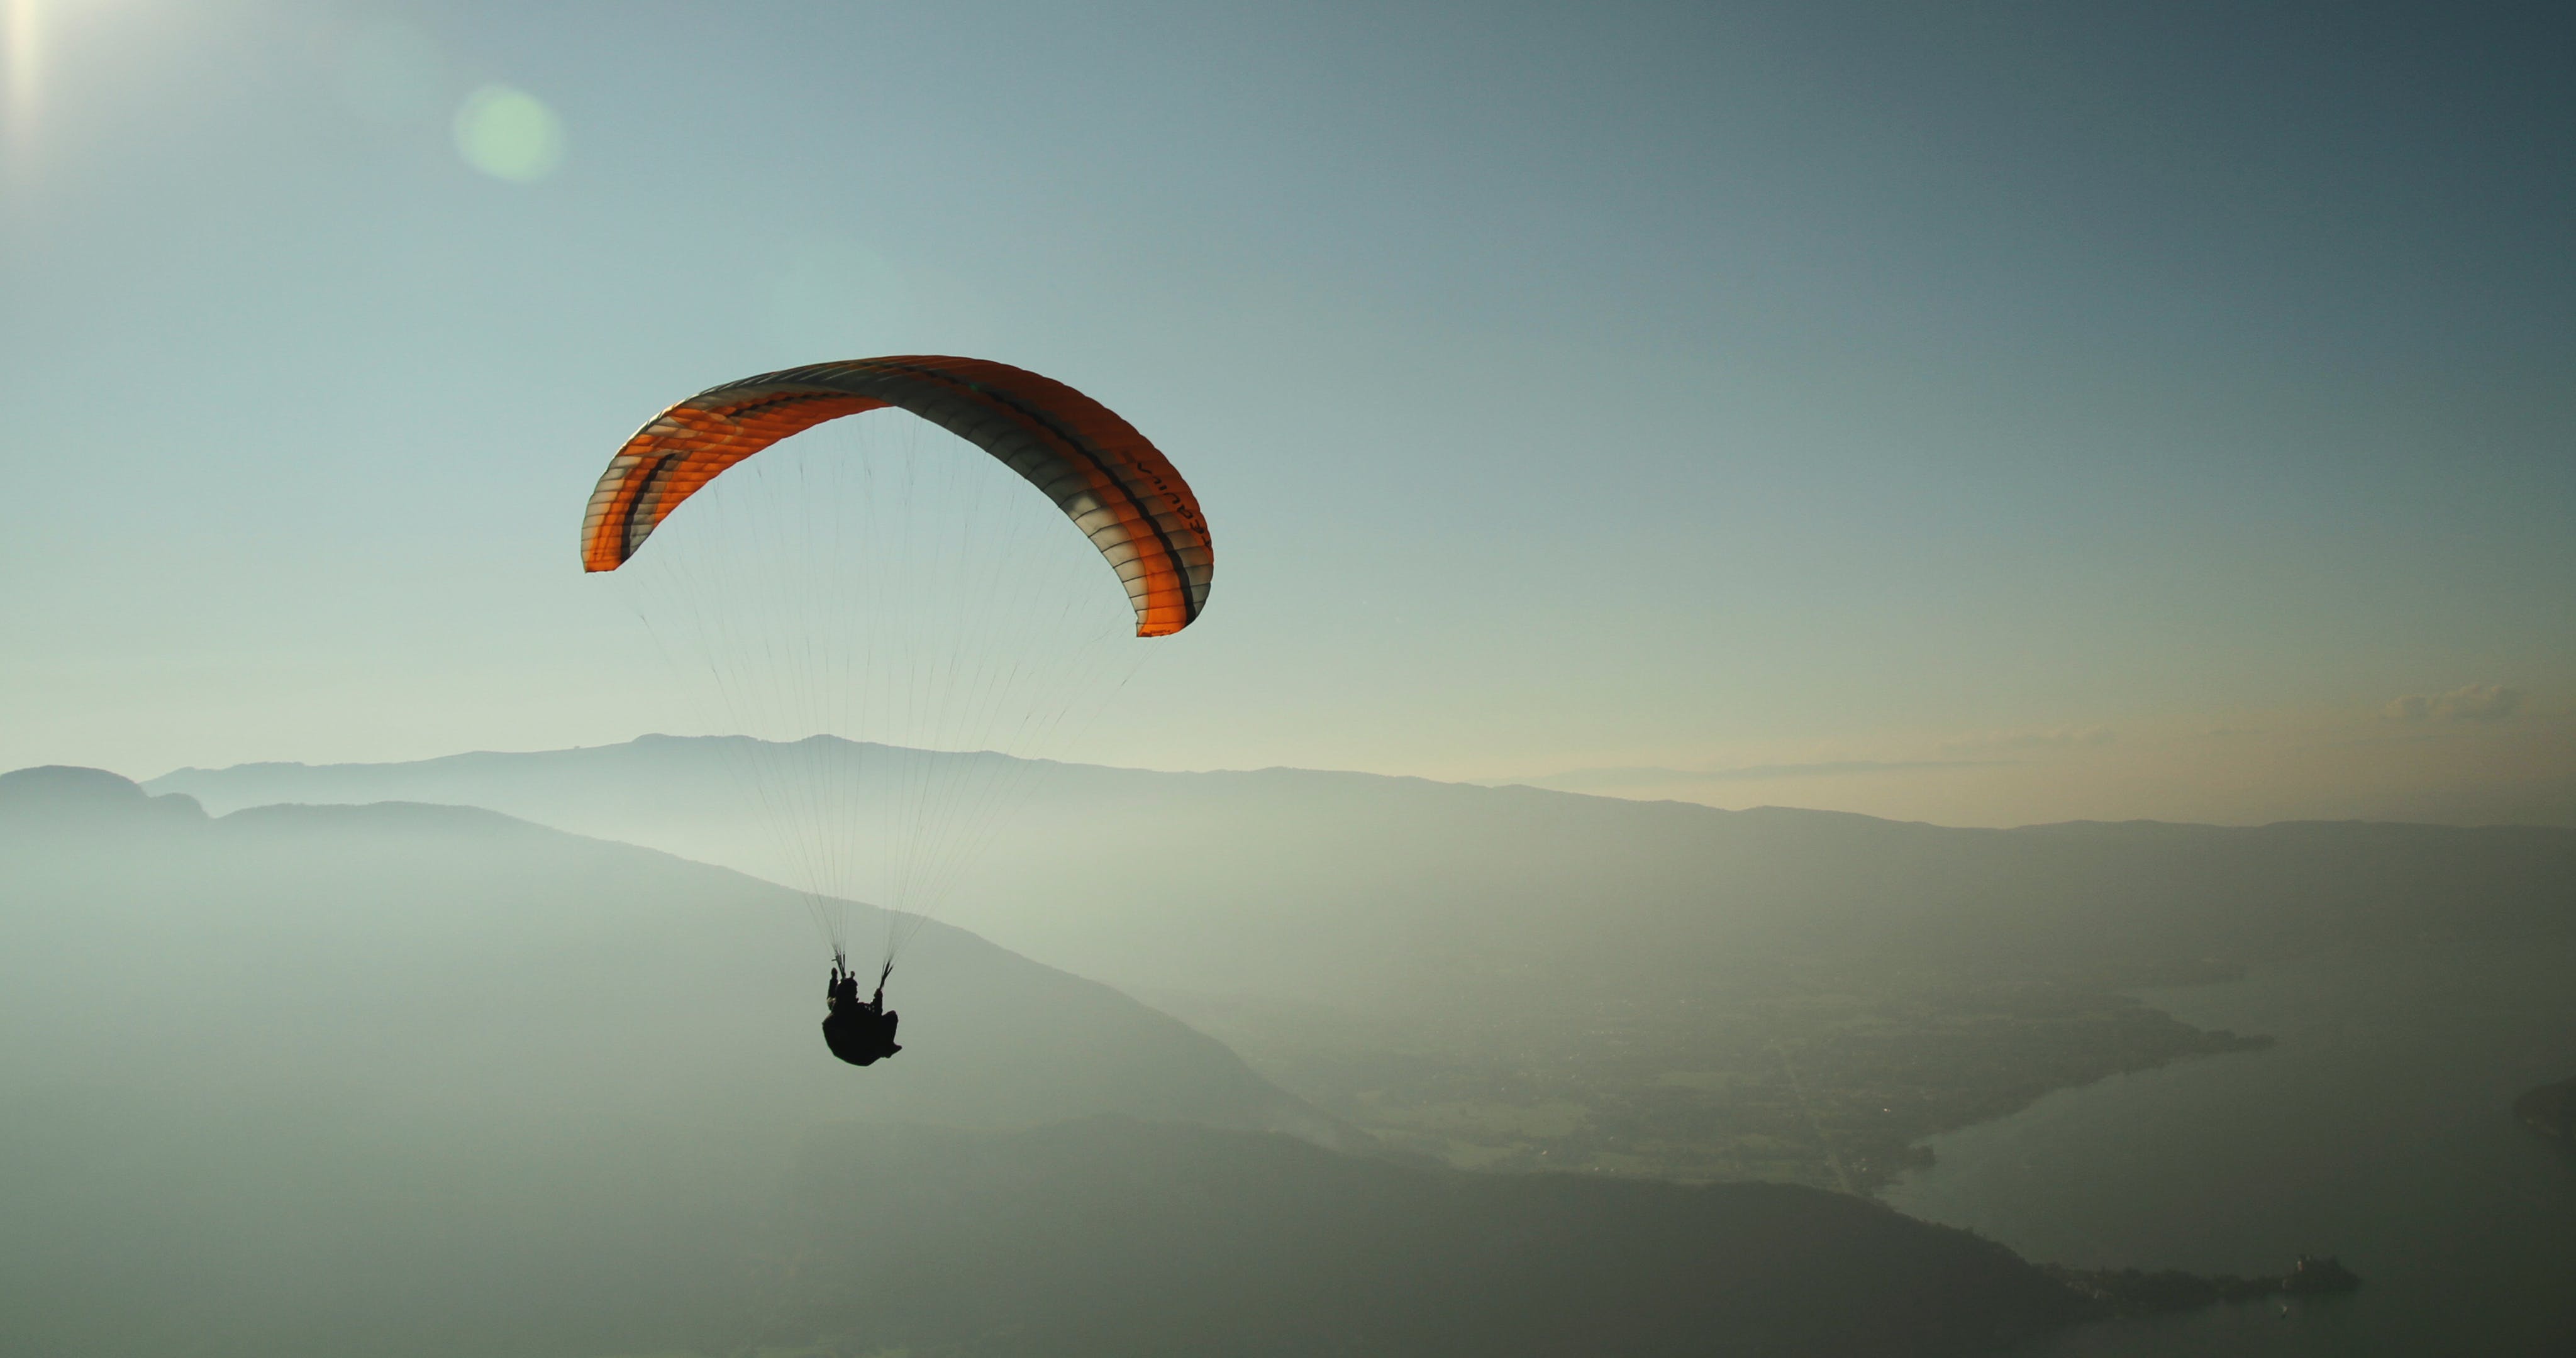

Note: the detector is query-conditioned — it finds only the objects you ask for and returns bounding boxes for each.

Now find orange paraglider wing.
[580,356,1212,636]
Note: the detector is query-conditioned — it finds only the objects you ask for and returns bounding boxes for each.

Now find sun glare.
[3,0,40,155]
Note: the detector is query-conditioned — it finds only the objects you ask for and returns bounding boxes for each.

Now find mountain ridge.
[157,731,2576,835]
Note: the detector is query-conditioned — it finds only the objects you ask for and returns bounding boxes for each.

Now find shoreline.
[2048,1255,2361,1319]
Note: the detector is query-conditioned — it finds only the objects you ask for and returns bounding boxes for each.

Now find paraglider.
[582,356,1212,1068]
[823,954,901,1066]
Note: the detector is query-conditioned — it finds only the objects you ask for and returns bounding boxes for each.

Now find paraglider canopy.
[581,355,1213,636]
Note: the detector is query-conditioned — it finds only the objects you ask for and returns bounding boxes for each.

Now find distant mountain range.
[150,736,2576,1019]
[1496,758,2009,792]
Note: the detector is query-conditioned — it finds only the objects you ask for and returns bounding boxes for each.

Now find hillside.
[0,765,1336,1147]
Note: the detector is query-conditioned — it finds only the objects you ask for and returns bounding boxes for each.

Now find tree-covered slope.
[755,1117,2096,1358]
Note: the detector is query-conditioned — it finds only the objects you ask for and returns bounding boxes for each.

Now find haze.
[3,0,2567,827]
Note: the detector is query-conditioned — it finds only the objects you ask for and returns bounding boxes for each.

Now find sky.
[1,0,2569,828]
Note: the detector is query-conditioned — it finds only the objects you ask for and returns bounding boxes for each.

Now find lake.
[1880,943,2576,1356]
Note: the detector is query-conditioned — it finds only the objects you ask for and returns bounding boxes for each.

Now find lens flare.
[452,84,564,182]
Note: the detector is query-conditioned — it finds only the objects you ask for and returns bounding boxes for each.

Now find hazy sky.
[3,0,2569,827]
